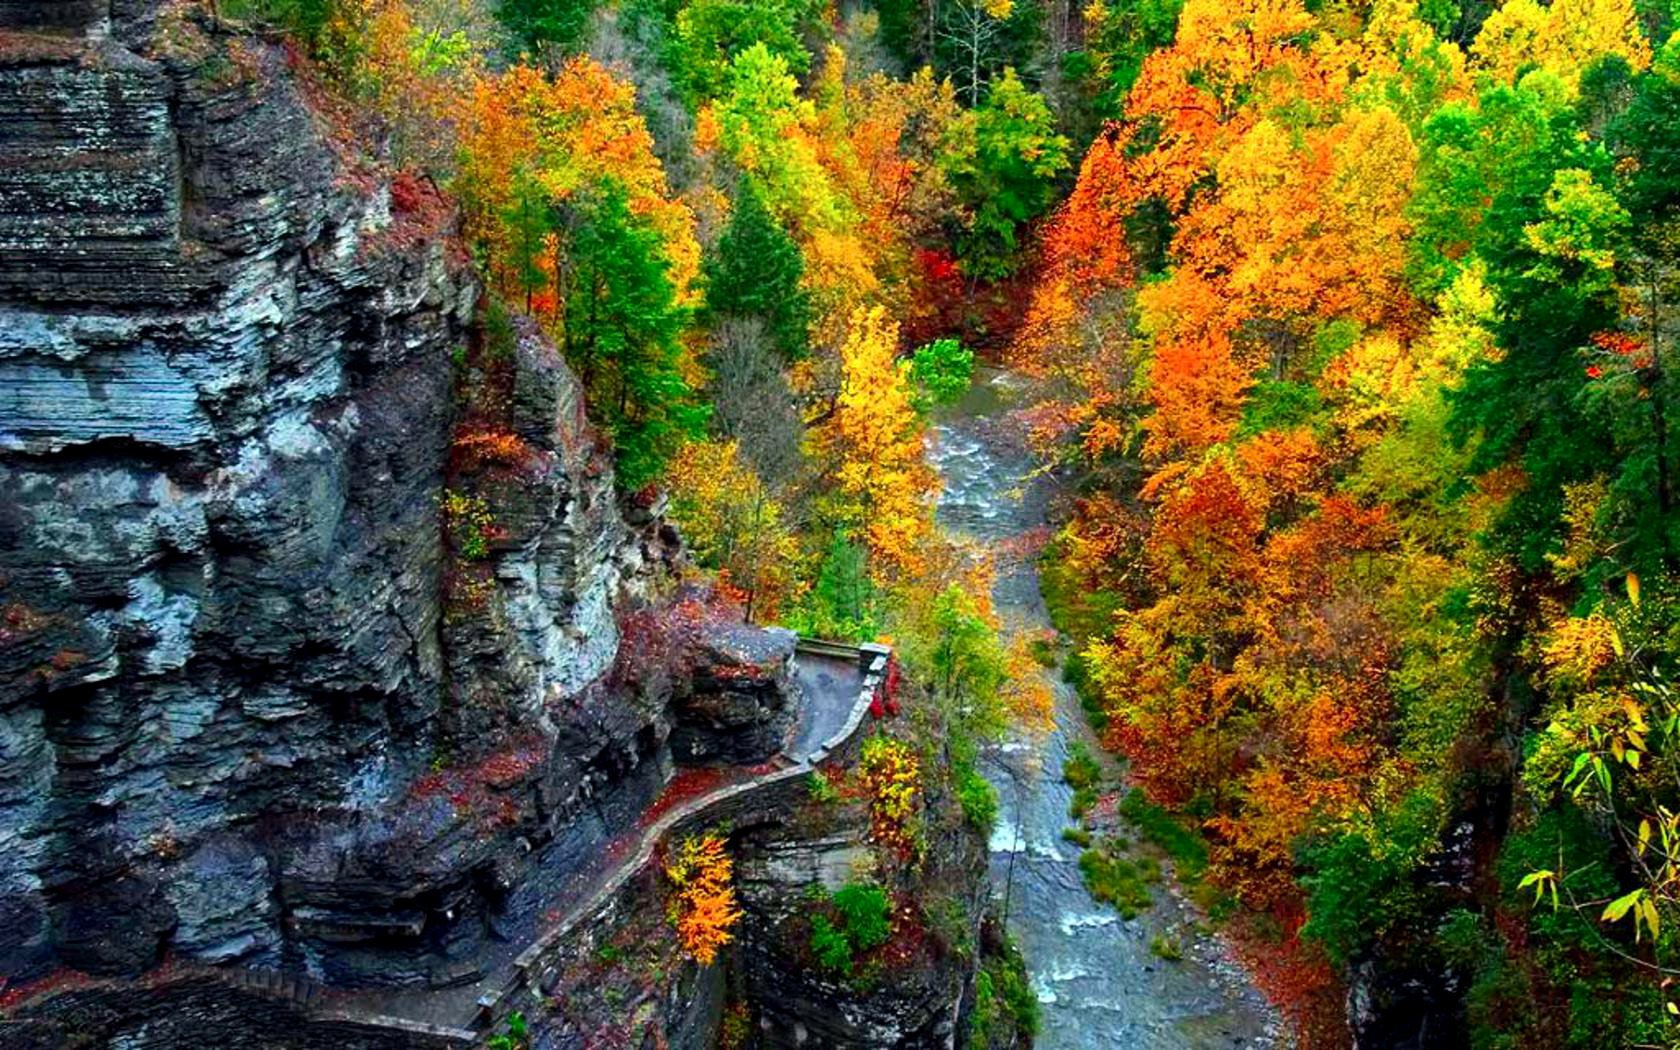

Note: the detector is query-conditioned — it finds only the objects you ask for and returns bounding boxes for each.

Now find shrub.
[663,833,742,965]
[1069,784,1098,820]
[908,337,974,413]
[1149,933,1182,961]
[486,1012,528,1050]
[809,880,892,974]
[1118,788,1208,879]
[1063,741,1104,819]
[453,427,532,471]
[719,1001,752,1050]
[833,882,891,952]
[810,914,854,973]
[954,757,999,832]
[1026,633,1060,668]
[442,489,505,560]
[857,735,921,857]
[923,895,974,959]
[1062,740,1102,790]
[807,769,840,804]
[1079,843,1154,918]
[971,927,1040,1044]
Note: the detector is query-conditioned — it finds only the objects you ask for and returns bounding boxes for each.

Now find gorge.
[0,7,990,1045]
[6,0,1680,1046]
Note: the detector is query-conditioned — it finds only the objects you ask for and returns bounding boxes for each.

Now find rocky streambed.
[927,371,1283,1049]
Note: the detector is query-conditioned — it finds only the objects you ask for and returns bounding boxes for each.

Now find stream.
[927,370,1283,1049]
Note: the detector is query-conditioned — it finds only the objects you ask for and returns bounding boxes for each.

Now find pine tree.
[564,187,705,488]
[703,185,811,360]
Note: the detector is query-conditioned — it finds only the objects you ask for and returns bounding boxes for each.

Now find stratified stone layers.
[0,7,671,988]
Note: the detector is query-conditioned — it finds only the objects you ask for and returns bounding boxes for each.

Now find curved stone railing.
[454,639,892,1036]
[65,641,894,1045]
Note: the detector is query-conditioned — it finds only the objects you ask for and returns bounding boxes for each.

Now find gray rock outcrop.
[0,1,677,992]
[0,8,992,1050]
[669,623,800,765]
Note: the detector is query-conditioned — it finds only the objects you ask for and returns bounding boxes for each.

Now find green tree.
[908,337,974,413]
[1406,74,1577,299]
[224,0,335,44]
[900,584,1008,738]
[496,0,599,56]
[670,0,818,103]
[941,68,1070,279]
[564,186,705,488]
[1061,0,1182,131]
[703,184,810,360]
[788,532,879,641]
[1606,39,1680,562]
[1402,74,1636,569]
[500,165,552,314]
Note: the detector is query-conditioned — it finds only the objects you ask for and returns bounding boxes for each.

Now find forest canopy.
[222,0,1680,1042]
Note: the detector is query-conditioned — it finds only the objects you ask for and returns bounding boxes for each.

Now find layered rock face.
[0,1,676,994]
[0,8,991,1048]
[668,623,799,766]
[505,725,989,1050]
[734,799,988,1047]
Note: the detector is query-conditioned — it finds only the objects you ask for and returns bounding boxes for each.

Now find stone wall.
[2,973,470,1049]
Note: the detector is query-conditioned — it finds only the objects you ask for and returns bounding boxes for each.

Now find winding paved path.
[318,640,887,1041]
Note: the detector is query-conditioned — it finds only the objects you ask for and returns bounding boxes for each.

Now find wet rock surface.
[734,802,987,1049]
[1,974,468,1049]
[669,623,799,765]
[0,7,992,1047]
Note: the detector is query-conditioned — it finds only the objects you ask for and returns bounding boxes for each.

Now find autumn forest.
[209,0,1680,1043]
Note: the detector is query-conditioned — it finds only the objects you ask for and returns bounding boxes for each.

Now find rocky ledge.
[0,5,994,1047]
[0,0,681,999]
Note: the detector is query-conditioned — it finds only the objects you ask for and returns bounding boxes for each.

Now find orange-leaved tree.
[664,833,743,966]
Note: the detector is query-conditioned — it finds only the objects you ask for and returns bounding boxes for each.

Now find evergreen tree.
[703,185,811,360]
[564,186,705,488]
[496,0,600,56]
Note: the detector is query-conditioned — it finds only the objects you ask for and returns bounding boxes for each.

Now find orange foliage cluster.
[1012,0,1513,1032]
[454,58,700,324]
[452,427,536,473]
[663,834,743,965]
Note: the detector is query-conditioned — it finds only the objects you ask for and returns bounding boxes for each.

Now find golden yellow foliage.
[813,307,938,579]
[665,440,802,622]
[664,834,743,966]
[1471,0,1651,90]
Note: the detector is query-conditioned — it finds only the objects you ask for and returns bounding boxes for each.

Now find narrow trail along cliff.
[927,371,1283,1048]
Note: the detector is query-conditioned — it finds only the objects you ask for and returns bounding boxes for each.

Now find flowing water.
[927,370,1282,1049]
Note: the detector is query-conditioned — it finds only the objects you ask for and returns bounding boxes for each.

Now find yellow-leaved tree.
[812,306,937,579]
[664,439,801,623]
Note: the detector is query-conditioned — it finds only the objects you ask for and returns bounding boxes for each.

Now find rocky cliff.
[500,698,991,1050]
[0,0,679,999]
[0,5,992,1047]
